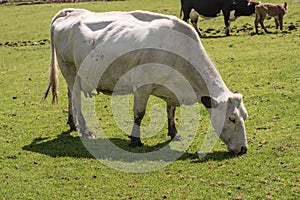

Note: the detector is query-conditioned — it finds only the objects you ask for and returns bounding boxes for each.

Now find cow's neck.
[193,56,231,102]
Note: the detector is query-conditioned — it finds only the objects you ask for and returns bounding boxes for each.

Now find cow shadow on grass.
[23,131,237,163]
[22,131,94,158]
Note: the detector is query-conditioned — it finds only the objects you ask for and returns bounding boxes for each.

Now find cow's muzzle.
[230,146,248,154]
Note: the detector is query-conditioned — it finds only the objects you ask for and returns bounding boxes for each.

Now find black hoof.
[128,136,143,147]
[69,125,79,132]
[67,120,79,132]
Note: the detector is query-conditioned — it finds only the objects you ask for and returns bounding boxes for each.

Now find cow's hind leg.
[129,86,152,147]
[67,87,78,131]
[222,11,231,36]
[255,14,260,33]
[278,16,284,31]
[274,17,280,29]
[191,18,202,37]
[56,56,79,132]
[72,78,95,138]
[167,104,184,141]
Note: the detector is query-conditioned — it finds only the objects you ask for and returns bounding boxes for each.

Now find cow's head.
[201,93,248,154]
[232,0,258,17]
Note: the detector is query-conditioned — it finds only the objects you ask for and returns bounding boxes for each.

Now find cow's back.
[51,9,199,45]
[51,9,199,67]
[255,3,287,17]
[50,9,214,99]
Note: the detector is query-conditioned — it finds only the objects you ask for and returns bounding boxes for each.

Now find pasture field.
[0,0,299,199]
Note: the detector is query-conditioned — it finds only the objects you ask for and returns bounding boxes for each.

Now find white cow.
[44,8,248,154]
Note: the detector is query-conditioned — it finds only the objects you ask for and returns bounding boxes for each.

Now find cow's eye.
[229,117,236,123]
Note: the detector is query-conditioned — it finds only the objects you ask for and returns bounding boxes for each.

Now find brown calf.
[254,2,287,33]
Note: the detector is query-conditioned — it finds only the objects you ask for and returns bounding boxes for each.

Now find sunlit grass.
[1,0,299,199]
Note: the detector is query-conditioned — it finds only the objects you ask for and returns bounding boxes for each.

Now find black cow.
[180,0,257,36]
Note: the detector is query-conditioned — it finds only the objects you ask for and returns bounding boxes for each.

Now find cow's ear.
[201,96,219,109]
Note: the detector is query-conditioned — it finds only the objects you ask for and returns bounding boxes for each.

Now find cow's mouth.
[229,146,248,154]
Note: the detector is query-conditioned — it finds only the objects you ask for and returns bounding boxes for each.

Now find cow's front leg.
[278,16,284,31]
[261,21,270,33]
[259,14,269,33]
[167,104,184,141]
[254,17,260,33]
[225,26,231,36]
[67,87,78,131]
[129,87,151,147]
[72,78,95,138]
[274,18,280,29]
[223,12,231,36]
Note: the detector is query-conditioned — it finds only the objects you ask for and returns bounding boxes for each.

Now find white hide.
[47,9,248,153]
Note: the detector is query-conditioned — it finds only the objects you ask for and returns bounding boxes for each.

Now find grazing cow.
[180,0,257,36]
[44,9,248,154]
[254,2,287,33]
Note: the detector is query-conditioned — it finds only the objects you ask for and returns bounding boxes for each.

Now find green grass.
[1,0,300,199]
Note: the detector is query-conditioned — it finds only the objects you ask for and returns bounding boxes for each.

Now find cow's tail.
[43,31,58,104]
[43,9,76,104]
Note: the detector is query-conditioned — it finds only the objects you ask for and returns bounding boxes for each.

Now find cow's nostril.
[240,146,248,154]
